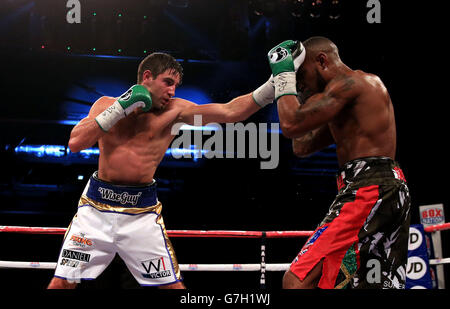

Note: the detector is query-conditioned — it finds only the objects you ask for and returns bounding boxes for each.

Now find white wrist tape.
[95,100,126,132]
[252,76,275,107]
[274,72,297,100]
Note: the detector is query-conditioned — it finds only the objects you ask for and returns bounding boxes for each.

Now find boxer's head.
[138,53,183,110]
[296,36,341,99]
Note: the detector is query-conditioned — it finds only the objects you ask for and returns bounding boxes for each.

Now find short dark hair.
[137,52,183,84]
[302,36,340,59]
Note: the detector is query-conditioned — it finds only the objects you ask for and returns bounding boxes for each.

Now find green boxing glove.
[267,40,306,100]
[95,85,152,132]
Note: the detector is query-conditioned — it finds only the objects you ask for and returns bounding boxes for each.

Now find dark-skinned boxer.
[268,37,410,289]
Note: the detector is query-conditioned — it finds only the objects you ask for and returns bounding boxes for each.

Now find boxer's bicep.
[69,97,113,152]
[177,93,257,125]
[279,93,342,138]
[303,93,344,123]
[306,75,358,123]
[280,75,358,138]
[177,103,231,125]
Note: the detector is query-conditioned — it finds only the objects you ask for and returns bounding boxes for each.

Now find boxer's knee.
[47,277,77,289]
[283,270,303,289]
[283,260,323,289]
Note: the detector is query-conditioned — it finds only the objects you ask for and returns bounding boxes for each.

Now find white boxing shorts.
[53,172,182,286]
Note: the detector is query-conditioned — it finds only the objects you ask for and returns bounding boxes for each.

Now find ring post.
[260,231,266,289]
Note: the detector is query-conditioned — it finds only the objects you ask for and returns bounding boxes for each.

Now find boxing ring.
[0,223,449,288]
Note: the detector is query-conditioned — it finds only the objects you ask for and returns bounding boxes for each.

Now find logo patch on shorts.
[298,225,328,257]
[141,257,172,279]
[70,233,93,247]
[392,167,406,182]
[60,249,91,268]
[98,187,142,206]
[62,249,91,262]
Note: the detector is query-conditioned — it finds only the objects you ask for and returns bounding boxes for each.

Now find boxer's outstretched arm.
[68,97,113,153]
[176,93,261,125]
[277,74,357,138]
[292,125,334,158]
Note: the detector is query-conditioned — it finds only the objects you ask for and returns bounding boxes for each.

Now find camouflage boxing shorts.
[290,156,411,289]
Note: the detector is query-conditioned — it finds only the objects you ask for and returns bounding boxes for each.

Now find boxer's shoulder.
[347,70,386,93]
[328,72,359,92]
[86,96,116,118]
[165,97,199,117]
[93,96,116,109]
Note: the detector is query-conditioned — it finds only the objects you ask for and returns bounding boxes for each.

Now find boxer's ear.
[316,52,329,70]
[142,70,154,82]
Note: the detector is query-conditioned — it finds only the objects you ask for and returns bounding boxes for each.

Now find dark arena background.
[0,0,447,298]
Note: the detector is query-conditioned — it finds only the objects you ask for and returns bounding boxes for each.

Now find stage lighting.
[310,0,323,19]
[290,0,306,19]
[249,0,278,17]
[328,0,341,20]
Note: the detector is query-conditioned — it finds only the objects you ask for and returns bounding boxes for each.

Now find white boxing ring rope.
[0,226,314,288]
[0,261,290,271]
[1,223,450,287]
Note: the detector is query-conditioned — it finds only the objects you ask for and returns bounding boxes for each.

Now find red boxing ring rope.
[0,225,313,238]
[0,225,314,279]
[424,222,450,233]
[0,223,449,286]
[1,223,450,237]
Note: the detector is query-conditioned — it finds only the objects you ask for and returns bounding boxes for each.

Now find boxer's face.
[296,54,328,99]
[142,70,181,110]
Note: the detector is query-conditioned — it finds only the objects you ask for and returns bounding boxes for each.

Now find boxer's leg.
[47,277,77,289]
[51,205,116,287]
[115,203,184,288]
[283,260,323,289]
